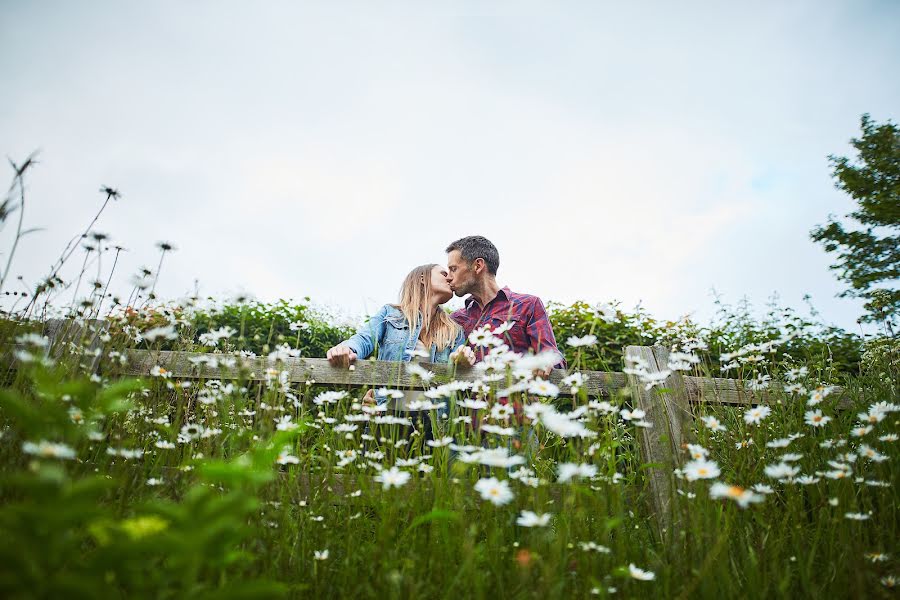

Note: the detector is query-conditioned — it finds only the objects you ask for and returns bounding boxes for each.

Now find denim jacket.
[343,304,466,364]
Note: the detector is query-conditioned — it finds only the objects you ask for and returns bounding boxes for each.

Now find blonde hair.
[393,264,460,351]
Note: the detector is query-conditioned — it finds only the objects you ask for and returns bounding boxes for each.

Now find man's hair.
[446,236,499,275]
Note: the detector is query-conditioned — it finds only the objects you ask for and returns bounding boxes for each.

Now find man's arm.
[525,297,567,370]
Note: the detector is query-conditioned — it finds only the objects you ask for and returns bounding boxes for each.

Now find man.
[445,235,566,374]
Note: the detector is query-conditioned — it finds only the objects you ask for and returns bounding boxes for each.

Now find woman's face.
[429,265,453,304]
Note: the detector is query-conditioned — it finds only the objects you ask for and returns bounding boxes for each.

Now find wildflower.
[851,425,873,437]
[561,371,586,393]
[879,433,897,442]
[146,478,164,486]
[795,475,820,485]
[144,325,178,342]
[844,512,870,521]
[314,390,347,405]
[735,439,754,450]
[766,437,793,449]
[596,302,618,323]
[804,409,831,428]
[22,440,76,460]
[807,385,835,406]
[620,408,646,421]
[276,450,300,465]
[579,541,611,553]
[683,459,721,481]
[557,462,598,483]
[857,408,885,424]
[882,576,897,588]
[700,415,727,432]
[743,406,771,425]
[459,398,489,410]
[783,383,806,394]
[288,320,310,331]
[426,436,454,448]
[313,549,329,560]
[685,444,709,459]
[709,483,764,508]
[528,378,559,397]
[149,365,170,378]
[785,367,808,381]
[374,466,411,490]
[857,444,888,462]
[491,403,515,421]
[764,462,799,481]
[667,351,700,371]
[751,483,774,494]
[747,374,771,391]
[481,424,516,436]
[457,447,525,468]
[474,477,514,506]
[780,453,803,462]
[639,369,672,390]
[567,334,597,347]
[406,363,435,382]
[155,440,175,449]
[516,510,552,527]
[275,415,298,431]
[628,564,656,581]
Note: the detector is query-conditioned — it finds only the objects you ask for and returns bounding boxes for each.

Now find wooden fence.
[34,319,853,540]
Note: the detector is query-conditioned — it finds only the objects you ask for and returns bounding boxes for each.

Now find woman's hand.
[450,346,476,368]
[326,344,358,368]
[362,389,376,407]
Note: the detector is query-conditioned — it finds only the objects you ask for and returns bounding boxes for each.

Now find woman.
[326,264,475,438]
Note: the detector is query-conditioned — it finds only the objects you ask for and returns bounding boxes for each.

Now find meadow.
[0,291,896,599]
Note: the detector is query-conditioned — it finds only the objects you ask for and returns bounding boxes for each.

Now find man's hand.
[450,346,476,368]
[326,345,357,368]
[533,367,553,380]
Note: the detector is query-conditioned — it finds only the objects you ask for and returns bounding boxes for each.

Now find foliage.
[811,114,900,330]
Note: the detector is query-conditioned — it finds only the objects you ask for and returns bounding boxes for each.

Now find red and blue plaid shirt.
[450,287,566,370]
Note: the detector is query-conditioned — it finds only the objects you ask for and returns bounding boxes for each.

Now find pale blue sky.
[1,1,898,331]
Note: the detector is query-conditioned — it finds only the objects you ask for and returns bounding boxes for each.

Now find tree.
[811,114,899,332]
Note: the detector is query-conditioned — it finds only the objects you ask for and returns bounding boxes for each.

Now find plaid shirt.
[450,287,566,369]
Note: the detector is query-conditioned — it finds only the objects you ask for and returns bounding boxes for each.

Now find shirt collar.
[465,286,511,309]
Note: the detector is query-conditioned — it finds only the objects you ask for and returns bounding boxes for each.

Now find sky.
[1,0,898,331]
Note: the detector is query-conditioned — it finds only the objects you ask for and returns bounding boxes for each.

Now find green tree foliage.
[811,114,900,330]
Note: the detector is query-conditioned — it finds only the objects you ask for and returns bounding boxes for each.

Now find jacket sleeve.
[525,297,567,369]
[343,305,389,360]
[449,325,467,353]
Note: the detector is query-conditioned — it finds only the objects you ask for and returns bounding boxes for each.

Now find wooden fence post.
[624,345,694,540]
[43,318,109,373]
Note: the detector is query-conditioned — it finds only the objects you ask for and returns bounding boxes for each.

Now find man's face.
[446,250,475,297]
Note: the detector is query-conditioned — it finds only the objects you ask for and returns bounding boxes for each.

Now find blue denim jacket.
[343,304,466,364]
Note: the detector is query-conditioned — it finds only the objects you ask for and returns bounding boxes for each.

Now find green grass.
[0,311,897,599]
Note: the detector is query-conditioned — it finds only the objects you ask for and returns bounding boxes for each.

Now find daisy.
[628,564,656,581]
[683,459,721,481]
[851,425,873,438]
[567,334,598,347]
[709,483,764,508]
[374,466,411,490]
[743,406,771,425]
[313,550,329,560]
[22,440,76,460]
[844,512,870,521]
[557,462,598,483]
[516,510,552,527]
[804,410,831,428]
[474,477,514,506]
[700,415,727,432]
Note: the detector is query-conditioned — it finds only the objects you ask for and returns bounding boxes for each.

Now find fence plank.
[110,349,854,409]
[624,345,695,540]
